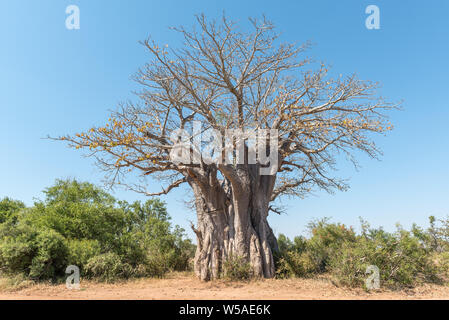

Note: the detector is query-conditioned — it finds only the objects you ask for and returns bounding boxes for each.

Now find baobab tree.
[57,15,395,280]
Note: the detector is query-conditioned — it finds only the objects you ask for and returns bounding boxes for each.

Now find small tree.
[56,15,396,280]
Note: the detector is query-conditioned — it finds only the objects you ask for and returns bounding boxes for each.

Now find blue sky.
[1,0,448,240]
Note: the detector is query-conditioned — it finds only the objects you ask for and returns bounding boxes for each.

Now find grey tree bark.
[189,165,279,281]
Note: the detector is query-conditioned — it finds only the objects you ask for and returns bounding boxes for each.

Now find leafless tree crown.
[58,14,396,206]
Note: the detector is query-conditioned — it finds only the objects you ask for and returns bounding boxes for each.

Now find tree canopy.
[58,14,395,204]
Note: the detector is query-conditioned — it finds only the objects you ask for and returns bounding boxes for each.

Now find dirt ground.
[1,272,449,300]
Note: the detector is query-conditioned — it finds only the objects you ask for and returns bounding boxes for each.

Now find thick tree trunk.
[190,170,278,281]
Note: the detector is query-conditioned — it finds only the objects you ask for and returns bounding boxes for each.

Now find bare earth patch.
[0,272,448,300]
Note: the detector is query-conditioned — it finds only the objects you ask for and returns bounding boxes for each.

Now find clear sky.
[1,0,448,240]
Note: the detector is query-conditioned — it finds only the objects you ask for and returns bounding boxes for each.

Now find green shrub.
[29,229,68,280]
[306,219,356,272]
[421,216,449,252]
[223,255,253,281]
[6,178,444,288]
[328,226,441,289]
[433,251,449,275]
[276,251,317,278]
[276,220,356,278]
[85,253,133,282]
[169,226,196,271]
[277,234,307,255]
[66,239,102,271]
[0,223,38,275]
[275,219,443,289]
[142,250,171,278]
[0,179,194,281]
[0,224,68,280]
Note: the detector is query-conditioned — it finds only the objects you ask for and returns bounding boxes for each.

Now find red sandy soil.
[1,272,448,300]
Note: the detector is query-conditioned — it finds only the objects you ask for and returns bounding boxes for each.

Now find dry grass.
[0,272,449,300]
[0,274,35,292]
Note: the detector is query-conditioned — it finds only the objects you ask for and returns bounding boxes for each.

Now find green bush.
[0,223,68,280]
[276,251,316,278]
[433,251,449,275]
[29,229,68,280]
[276,219,356,278]
[66,239,102,270]
[330,225,440,289]
[27,181,127,248]
[142,250,171,278]
[0,179,195,281]
[4,178,446,288]
[223,255,253,281]
[276,219,443,289]
[420,216,449,252]
[306,219,356,273]
[0,223,38,276]
[85,253,133,282]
